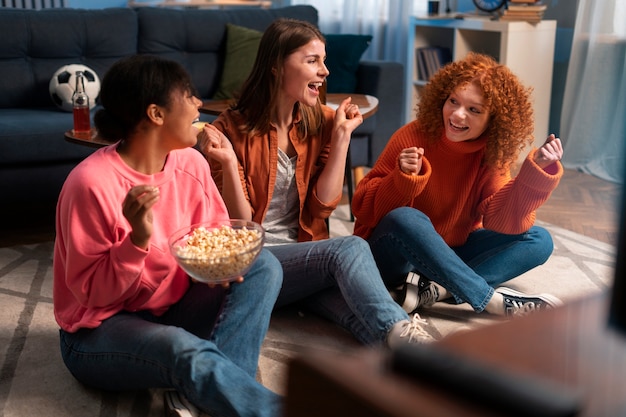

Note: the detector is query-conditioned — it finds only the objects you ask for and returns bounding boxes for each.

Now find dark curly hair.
[416,52,534,170]
[94,55,195,142]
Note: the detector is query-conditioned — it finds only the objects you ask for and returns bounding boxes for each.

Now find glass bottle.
[72,70,91,137]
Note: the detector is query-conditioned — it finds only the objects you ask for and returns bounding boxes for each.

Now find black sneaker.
[391,272,439,314]
[496,287,563,317]
[164,390,201,417]
[389,282,409,305]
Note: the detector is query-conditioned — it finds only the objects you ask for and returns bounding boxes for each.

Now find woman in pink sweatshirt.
[53,55,283,417]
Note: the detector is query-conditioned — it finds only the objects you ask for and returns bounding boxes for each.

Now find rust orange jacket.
[211,106,340,242]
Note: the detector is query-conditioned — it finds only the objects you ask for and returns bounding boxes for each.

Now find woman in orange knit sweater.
[352,52,564,317]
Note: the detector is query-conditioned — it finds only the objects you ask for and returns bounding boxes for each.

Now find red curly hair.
[416,52,534,170]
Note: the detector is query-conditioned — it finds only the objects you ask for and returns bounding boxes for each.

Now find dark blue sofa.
[0,5,404,226]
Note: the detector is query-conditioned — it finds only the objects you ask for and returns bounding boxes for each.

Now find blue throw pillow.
[324,34,373,93]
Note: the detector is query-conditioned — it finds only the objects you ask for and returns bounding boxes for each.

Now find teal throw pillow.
[324,34,373,93]
[213,24,263,100]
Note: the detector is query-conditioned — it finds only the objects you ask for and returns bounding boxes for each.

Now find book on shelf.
[506,4,547,12]
[500,15,543,23]
[415,46,451,81]
[416,49,428,81]
[500,2,546,22]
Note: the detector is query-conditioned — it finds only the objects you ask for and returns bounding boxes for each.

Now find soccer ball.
[49,64,101,112]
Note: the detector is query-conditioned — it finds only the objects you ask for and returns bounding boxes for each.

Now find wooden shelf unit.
[406,17,557,154]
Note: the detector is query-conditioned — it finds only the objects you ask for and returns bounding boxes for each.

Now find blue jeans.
[368,207,554,312]
[59,249,283,417]
[267,235,409,345]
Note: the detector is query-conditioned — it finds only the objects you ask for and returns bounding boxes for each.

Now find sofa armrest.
[354,60,405,165]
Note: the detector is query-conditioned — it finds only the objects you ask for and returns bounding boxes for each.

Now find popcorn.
[193,121,208,130]
[173,224,262,282]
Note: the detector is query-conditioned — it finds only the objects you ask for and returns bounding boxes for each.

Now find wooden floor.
[0,169,621,247]
[535,168,621,246]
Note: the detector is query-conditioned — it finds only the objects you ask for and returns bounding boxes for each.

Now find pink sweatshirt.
[53,145,229,332]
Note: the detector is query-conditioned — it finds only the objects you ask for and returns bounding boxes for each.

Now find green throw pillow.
[324,34,373,93]
[212,24,263,100]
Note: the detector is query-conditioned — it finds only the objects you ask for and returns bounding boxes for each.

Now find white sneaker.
[164,390,201,417]
[387,313,436,348]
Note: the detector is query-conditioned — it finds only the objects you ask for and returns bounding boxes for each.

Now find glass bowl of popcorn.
[169,219,265,284]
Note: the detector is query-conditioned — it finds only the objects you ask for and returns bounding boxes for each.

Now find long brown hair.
[235,18,326,140]
[417,52,534,170]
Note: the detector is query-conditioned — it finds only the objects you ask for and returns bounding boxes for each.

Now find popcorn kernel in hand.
[193,121,208,131]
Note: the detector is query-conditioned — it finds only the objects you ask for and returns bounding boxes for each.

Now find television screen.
[608,173,626,333]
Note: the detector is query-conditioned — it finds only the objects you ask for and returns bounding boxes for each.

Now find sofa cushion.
[0,108,95,165]
[212,24,262,100]
[0,8,138,109]
[324,34,372,93]
[137,5,318,100]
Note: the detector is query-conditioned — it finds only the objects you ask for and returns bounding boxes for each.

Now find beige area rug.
[0,204,615,416]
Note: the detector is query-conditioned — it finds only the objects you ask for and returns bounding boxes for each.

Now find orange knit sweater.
[352,121,563,246]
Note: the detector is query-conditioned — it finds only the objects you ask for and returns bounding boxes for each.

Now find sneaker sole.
[401,283,420,314]
[391,272,421,313]
[164,391,199,417]
[496,287,563,308]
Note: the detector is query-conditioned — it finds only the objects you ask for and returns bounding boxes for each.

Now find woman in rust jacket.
[199,18,435,346]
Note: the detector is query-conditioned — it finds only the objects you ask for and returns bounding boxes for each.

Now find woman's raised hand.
[122,185,160,249]
[399,147,424,176]
[534,134,563,170]
[333,97,363,139]
[197,123,237,165]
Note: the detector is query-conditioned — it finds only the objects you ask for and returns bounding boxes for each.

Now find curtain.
[560,0,626,184]
[289,0,419,65]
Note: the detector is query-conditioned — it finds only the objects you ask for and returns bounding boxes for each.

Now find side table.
[324,93,379,119]
[64,129,118,148]
[324,94,378,220]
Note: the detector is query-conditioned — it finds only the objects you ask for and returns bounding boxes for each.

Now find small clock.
[472,0,506,12]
